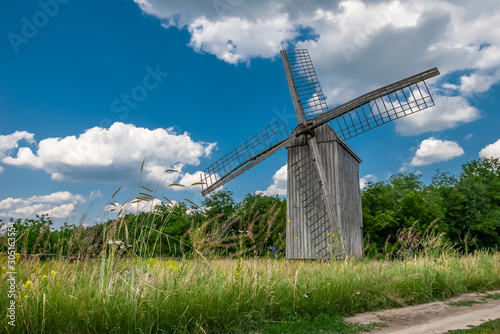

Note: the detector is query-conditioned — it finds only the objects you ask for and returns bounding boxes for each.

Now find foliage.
[362,158,500,256]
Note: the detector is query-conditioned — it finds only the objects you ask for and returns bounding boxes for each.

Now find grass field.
[1,250,499,333]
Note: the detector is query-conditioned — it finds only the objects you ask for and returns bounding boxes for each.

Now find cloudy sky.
[1,0,499,226]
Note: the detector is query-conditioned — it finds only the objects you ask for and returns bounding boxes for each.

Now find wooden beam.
[306,135,345,257]
[280,50,307,125]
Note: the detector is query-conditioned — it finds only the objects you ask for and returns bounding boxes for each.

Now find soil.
[345,290,500,333]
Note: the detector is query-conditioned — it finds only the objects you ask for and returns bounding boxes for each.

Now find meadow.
[1,245,499,333]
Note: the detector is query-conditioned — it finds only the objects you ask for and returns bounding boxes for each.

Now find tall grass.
[1,247,499,333]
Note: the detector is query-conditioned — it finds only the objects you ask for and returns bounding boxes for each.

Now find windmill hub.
[299,123,315,137]
[201,49,440,260]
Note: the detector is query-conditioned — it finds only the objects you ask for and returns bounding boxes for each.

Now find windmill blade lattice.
[201,121,291,196]
[281,49,329,120]
[311,67,440,140]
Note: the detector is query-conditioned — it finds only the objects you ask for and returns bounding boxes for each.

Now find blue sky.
[0,0,499,227]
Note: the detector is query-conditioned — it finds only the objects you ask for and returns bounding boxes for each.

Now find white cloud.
[178,171,205,192]
[359,174,377,189]
[188,15,297,64]
[465,133,474,141]
[479,139,500,159]
[395,95,480,136]
[3,122,216,187]
[256,164,287,196]
[0,131,35,159]
[134,0,500,134]
[43,204,77,219]
[105,198,164,214]
[89,190,103,199]
[0,191,86,219]
[0,166,3,174]
[29,192,85,204]
[410,137,464,166]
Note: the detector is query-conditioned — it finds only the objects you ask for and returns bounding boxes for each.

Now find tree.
[456,158,500,249]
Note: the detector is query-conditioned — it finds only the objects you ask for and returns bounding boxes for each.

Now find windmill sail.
[311,67,440,140]
[280,49,329,122]
[201,121,292,196]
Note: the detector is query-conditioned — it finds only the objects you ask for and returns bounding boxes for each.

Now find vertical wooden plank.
[286,123,363,259]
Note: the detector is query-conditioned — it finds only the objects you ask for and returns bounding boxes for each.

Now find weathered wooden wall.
[286,124,363,259]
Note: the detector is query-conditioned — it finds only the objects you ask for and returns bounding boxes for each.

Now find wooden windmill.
[201,49,439,259]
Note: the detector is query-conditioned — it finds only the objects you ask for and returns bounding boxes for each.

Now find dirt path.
[345,290,500,333]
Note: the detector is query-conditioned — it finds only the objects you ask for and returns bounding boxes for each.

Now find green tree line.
[1,158,499,258]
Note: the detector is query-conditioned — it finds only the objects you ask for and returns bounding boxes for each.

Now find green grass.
[447,300,486,307]
[1,251,499,333]
[483,293,500,300]
[447,319,500,333]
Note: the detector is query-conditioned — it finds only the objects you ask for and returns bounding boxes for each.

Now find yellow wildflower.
[15,253,20,260]
[1,266,6,270]
[24,280,32,289]
[23,295,28,299]
[42,275,47,279]
[51,270,57,276]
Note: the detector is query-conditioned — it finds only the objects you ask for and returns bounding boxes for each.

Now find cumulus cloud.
[395,95,480,136]
[134,0,500,108]
[410,137,464,166]
[3,122,216,187]
[359,174,377,189]
[479,139,500,159]
[0,191,85,219]
[0,131,35,159]
[178,171,205,192]
[188,15,297,64]
[105,198,164,214]
[256,164,287,196]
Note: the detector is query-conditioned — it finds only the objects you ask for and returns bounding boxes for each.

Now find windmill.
[201,49,440,259]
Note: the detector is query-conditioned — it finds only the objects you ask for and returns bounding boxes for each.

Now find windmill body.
[287,124,363,259]
[201,49,440,260]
